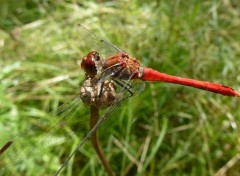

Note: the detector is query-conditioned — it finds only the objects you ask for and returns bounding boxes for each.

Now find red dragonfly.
[82,51,240,97]
[56,25,240,174]
[0,25,239,175]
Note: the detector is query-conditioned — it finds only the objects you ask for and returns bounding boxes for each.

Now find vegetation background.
[0,0,240,175]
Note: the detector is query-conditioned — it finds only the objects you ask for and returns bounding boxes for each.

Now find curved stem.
[90,106,115,176]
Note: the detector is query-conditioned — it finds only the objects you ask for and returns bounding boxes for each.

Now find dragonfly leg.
[112,79,133,97]
[98,82,105,97]
[96,79,133,98]
[114,79,132,89]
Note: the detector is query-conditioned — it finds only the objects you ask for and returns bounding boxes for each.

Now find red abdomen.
[141,68,240,97]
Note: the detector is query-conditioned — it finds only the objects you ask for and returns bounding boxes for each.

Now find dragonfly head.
[81,51,101,76]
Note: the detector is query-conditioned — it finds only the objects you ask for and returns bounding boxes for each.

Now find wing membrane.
[76,24,124,61]
[54,66,145,175]
[0,96,87,175]
[0,25,146,175]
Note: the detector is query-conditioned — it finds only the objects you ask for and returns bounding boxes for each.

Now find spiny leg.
[112,79,133,97]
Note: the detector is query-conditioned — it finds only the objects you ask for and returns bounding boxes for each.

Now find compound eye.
[121,53,128,58]
[81,51,98,76]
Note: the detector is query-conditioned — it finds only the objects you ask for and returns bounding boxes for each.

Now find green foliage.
[0,0,240,175]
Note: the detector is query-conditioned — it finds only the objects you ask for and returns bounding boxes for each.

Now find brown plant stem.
[0,141,13,155]
[90,106,115,176]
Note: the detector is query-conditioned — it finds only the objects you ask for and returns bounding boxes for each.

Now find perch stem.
[90,106,115,176]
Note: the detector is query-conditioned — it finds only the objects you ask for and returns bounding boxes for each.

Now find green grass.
[0,0,240,175]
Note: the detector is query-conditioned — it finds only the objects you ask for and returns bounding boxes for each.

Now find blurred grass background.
[0,0,240,175]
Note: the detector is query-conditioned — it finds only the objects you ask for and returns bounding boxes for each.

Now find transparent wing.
[0,96,90,175]
[54,67,145,175]
[75,24,125,61]
[0,25,145,175]
[0,76,145,175]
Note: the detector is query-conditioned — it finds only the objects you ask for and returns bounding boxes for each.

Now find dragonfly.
[0,25,239,176]
[59,26,240,175]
